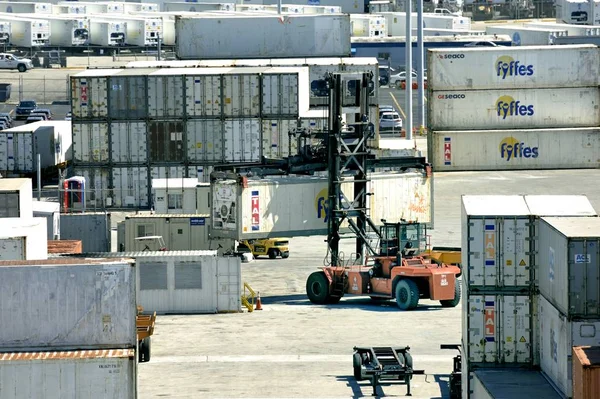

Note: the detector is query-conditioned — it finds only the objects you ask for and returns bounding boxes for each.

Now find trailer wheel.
[440,279,461,308]
[306,271,330,304]
[139,337,151,363]
[353,352,363,380]
[395,279,419,310]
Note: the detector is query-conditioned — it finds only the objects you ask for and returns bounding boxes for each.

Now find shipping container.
[573,346,600,399]
[108,74,147,120]
[538,217,600,319]
[262,69,302,116]
[461,195,532,289]
[211,171,430,240]
[124,2,159,12]
[0,1,52,14]
[462,293,536,365]
[0,178,32,218]
[71,73,110,119]
[539,295,600,398]
[72,122,109,164]
[151,178,198,214]
[223,73,261,117]
[110,121,147,164]
[272,0,360,13]
[164,2,235,12]
[350,14,387,37]
[32,200,60,240]
[559,0,592,24]
[175,14,351,59]
[0,258,136,351]
[262,119,299,159]
[89,19,127,46]
[0,349,136,399]
[431,128,600,171]
[40,15,90,46]
[428,88,600,131]
[467,368,562,399]
[121,214,234,253]
[0,15,50,47]
[427,45,600,91]
[0,218,47,260]
[524,22,600,36]
[186,119,223,163]
[59,1,124,14]
[185,73,225,118]
[485,25,568,46]
[147,74,185,118]
[150,165,186,181]
[71,167,110,209]
[60,212,111,252]
[112,166,150,208]
[223,119,261,163]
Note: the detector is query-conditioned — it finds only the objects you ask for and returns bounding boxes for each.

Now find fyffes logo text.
[499,137,539,161]
[495,56,534,80]
[495,96,534,120]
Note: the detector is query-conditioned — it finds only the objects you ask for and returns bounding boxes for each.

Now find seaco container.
[572,346,600,399]
[538,217,600,319]
[427,45,600,91]
[0,258,136,351]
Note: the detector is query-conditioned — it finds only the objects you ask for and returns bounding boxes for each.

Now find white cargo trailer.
[269,0,362,13]
[0,178,32,218]
[164,2,234,12]
[350,14,387,37]
[0,2,52,14]
[88,15,162,46]
[58,1,124,14]
[89,18,127,46]
[175,14,352,59]
[0,258,136,351]
[538,217,600,319]
[539,295,600,398]
[0,16,50,47]
[431,128,600,171]
[0,218,47,260]
[485,25,567,46]
[428,88,600,131]
[525,21,600,36]
[0,349,137,399]
[41,15,90,46]
[427,45,600,91]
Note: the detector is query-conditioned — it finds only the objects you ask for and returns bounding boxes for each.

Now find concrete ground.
[137,169,600,398]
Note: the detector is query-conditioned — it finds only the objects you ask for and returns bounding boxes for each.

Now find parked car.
[0,113,12,127]
[390,70,423,88]
[464,41,500,47]
[31,108,52,120]
[379,111,403,131]
[379,105,395,118]
[0,53,34,72]
[0,120,8,130]
[29,112,48,121]
[15,100,37,119]
[65,111,72,121]
[25,115,45,124]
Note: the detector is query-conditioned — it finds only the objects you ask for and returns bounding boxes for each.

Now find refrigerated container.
[89,18,127,46]
[467,368,562,399]
[70,168,110,209]
[60,212,111,252]
[175,14,351,59]
[222,73,261,117]
[350,14,387,37]
[165,2,235,12]
[0,218,47,260]
[525,22,600,36]
[538,217,600,319]
[150,165,186,181]
[112,166,150,208]
[120,16,163,46]
[269,0,361,13]
[427,45,600,90]
[428,88,600,131]
[147,73,185,118]
[557,0,593,25]
[58,1,124,14]
[124,2,159,12]
[32,200,60,240]
[186,119,224,163]
[109,73,148,120]
[0,16,50,47]
[110,121,147,164]
[72,122,109,164]
[431,128,600,171]
[0,349,136,399]
[539,295,600,398]
[573,346,600,399]
[0,258,135,351]
[0,2,52,14]
[71,73,111,118]
[37,15,90,46]
[262,68,304,116]
[485,25,568,46]
[223,119,261,163]
[151,178,199,214]
[0,178,32,218]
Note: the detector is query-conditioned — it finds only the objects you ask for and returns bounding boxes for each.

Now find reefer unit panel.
[538,217,600,318]
[110,122,148,164]
[0,2,52,14]
[71,76,109,119]
[427,45,600,91]
[222,73,260,117]
[539,295,600,398]
[0,218,47,260]
[147,74,185,118]
[186,119,224,163]
[112,166,150,208]
[432,129,600,171]
[463,293,535,365]
[0,350,136,399]
[184,74,222,117]
[72,123,109,164]
[429,88,600,130]
[223,119,261,163]
[0,259,136,351]
[175,14,351,59]
[60,212,111,253]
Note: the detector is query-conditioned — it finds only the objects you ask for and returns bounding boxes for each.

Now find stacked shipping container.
[460,195,598,398]
[427,45,600,171]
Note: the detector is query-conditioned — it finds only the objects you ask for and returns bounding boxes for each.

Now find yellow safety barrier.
[241,282,256,312]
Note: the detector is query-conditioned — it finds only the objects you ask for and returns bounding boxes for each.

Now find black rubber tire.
[138,340,145,362]
[281,253,289,259]
[440,279,462,308]
[268,249,277,259]
[17,64,26,73]
[139,337,151,363]
[306,271,330,304]
[326,295,341,304]
[353,353,363,380]
[395,279,419,310]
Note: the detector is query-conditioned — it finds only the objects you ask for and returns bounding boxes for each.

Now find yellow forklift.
[237,238,290,259]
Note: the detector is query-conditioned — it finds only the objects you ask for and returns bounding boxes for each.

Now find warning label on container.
[506,260,512,266]
[519,259,526,266]
[520,336,527,343]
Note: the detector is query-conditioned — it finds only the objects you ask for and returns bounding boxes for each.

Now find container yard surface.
[136,169,600,398]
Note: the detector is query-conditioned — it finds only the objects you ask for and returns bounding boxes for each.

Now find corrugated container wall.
[112,166,150,208]
[539,295,600,398]
[0,218,48,260]
[538,217,600,318]
[0,259,136,351]
[60,212,111,253]
[0,178,32,218]
[0,131,34,173]
[485,26,567,46]
[110,122,147,164]
[427,45,600,91]
[70,75,109,119]
[71,167,110,209]
[72,122,109,164]
[573,346,600,399]
[432,128,600,171]
[428,87,600,131]
[0,350,136,399]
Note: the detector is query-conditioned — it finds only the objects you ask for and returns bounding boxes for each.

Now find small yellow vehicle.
[238,238,290,259]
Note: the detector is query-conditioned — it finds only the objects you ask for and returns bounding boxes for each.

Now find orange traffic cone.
[255,292,263,311]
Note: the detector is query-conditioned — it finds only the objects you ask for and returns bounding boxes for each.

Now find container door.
[73,123,109,163]
[186,119,223,163]
[262,73,299,116]
[569,239,600,317]
[185,75,221,117]
[223,119,260,162]
[169,220,191,251]
[0,237,25,260]
[110,122,147,163]
[216,257,241,312]
[222,74,260,117]
[148,75,185,118]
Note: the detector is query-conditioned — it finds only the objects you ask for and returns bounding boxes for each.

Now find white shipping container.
[71,75,110,118]
[350,14,387,37]
[428,88,600,131]
[0,258,136,350]
[558,0,592,25]
[525,22,600,36]
[0,178,33,218]
[0,2,52,14]
[262,70,301,116]
[147,74,185,118]
[431,128,600,171]
[42,16,90,46]
[0,131,33,173]
[89,19,127,46]
[485,25,567,46]
[165,2,235,12]
[0,218,47,260]
[462,293,535,365]
[538,217,600,319]
[223,73,261,117]
[186,119,223,163]
[59,1,124,14]
[0,21,10,43]
[262,119,299,159]
[461,195,532,289]
[185,73,223,118]
[72,167,110,209]
[427,45,600,91]
[112,166,150,208]
[0,349,136,399]
[0,17,50,47]
[111,122,147,164]
[73,122,109,163]
[539,295,600,398]
[175,14,351,59]
[224,119,261,163]
[124,2,159,12]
